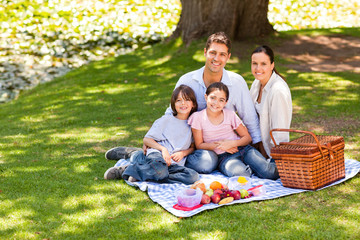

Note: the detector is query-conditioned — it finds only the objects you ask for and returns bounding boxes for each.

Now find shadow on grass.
[0,36,359,239]
[0,39,203,238]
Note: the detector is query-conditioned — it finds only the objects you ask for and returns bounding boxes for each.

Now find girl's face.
[205,89,227,113]
[251,52,274,84]
[174,92,195,118]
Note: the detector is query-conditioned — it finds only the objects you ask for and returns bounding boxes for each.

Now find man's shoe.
[104,165,129,180]
[105,146,142,160]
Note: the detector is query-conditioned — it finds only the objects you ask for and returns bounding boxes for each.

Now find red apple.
[231,190,241,200]
[213,189,223,196]
[211,193,221,204]
[201,194,211,204]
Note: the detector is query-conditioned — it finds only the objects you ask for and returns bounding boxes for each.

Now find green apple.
[205,188,214,197]
[239,189,249,199]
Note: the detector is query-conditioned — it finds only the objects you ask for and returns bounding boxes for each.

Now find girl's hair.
[171,85,198,116]
[251,45,286,82]
[206,82,229,101]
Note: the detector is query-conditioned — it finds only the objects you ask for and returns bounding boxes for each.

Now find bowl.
[228,176,252,190]
[248,185,266,196]
[175,188,203,208]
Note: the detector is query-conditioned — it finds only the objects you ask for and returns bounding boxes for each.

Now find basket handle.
[269,128,331,160]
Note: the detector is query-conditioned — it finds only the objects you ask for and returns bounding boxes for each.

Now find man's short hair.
[205,32,231,53]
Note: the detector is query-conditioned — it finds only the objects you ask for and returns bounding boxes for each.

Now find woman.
[249,45,292,159]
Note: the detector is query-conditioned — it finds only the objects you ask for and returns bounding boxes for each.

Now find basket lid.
[271,135,344,155]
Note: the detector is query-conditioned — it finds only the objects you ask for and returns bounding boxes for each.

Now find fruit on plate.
[210,193,221,204]
[205,188,214,197]
[219,197,234,205]
[237,176,248,185]
[210,181,222,190]
[239,189,249,198]
[230,190,241,200]
[190,181,206,194]
[200,194,211,204]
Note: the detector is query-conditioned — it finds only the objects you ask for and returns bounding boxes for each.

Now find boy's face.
[174,93,194,118]
[204,42,231,74]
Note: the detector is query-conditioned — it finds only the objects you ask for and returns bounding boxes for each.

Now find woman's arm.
[143,137,171,166]
[270,90,292,146]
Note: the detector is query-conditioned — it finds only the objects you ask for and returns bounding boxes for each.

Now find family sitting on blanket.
[104,32,292,183]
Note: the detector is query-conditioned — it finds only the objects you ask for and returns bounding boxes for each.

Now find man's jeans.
[122,151,199,184]
[186,146,279,179]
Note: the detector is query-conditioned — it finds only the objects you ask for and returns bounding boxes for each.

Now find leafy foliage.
[0,0,181,64]
[269,0,360,30]
[1,0,359,63]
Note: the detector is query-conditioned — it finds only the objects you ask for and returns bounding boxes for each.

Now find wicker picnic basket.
[270,129,345,190]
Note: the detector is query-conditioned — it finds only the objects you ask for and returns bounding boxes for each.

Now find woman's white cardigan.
[249,72,292,157]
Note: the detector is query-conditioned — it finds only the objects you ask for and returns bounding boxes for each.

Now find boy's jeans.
[122,151,199,184]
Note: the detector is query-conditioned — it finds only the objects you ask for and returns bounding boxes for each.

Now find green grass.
[1,29,359,239]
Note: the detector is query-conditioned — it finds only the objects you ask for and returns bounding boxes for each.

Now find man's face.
[204,42,231,74]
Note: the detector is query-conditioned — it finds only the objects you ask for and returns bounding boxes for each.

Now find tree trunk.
[171,0,274,44]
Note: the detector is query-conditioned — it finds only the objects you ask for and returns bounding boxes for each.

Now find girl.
[250,45,292,159]
[188,82,279,179]
[104,85,199,184]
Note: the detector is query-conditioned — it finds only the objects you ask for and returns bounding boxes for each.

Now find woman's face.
[251,52,274,84]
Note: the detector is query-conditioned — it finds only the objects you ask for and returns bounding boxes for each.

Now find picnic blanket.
[114,159,360,218]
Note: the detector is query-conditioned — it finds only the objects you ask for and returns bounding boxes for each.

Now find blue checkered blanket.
[114,159,360,218]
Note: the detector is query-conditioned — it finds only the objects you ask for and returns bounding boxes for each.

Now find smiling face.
[251,52,274,84]
[174,92,195,119]
[205,89,227,113]
[204,42,231,74]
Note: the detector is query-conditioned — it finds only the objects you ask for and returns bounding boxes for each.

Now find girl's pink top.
[188,108,244,154]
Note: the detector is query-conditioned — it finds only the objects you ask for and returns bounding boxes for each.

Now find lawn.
[0,29,359,239]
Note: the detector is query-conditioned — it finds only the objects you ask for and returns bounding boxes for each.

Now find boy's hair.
[205,32,231,53]
[171,85,198,116]
[206,82,229,101]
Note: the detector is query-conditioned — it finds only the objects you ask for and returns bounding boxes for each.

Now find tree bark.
[171,0,274,44]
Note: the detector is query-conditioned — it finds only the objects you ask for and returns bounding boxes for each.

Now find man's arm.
[230,74,262,144]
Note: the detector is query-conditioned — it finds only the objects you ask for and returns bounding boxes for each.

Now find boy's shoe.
[127,176,138,183]
[105,146,142,160]
[104,165,129,180]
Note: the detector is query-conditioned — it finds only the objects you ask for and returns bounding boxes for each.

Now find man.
[105,32,261,174]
